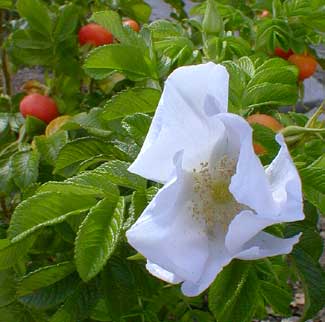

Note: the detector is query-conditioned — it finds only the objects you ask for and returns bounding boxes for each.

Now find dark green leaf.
[292,247,325,320]
[209,260,258,322]
[260,281,291,315]
[17,262,75,296]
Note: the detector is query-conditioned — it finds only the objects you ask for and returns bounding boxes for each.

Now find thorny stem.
[0,10,12,96]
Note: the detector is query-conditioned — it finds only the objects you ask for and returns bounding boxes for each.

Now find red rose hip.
[78,23,114,47]
[288,54,318,81]
[123,19,140,32]
[274,47,294,60]
[19,93,59,124]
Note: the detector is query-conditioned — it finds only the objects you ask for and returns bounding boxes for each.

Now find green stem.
[305,99,325,128]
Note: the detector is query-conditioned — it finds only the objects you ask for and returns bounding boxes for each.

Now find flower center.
[191,156,245,233]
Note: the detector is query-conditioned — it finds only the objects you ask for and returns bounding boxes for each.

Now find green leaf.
[243,83,298,108]
[181,310,215,322]
[67,170,119,197]
[25,116,47,136]
[54,4,79,42]
[208,260,258,322]
[37,182,106,197]
[95,160,146,190]
[119,0,151,23]
[34,132,68,166]
[100,257,138,320]
[303,185,325,214]
[17,262,75,296]
[19,273,79,310]
[122,113,152,146]
[11,150,40,190]
[0,0,13,9]
[49,283,99,322]
[292,247,325,320]
[0,269,16,307]
[102,88,160,121]
[54,137,115,177]
[260,281,291,315]
[8,192,99,241]
[84,44,156,81]
[16,0,52,37]
[90,298,112,322]
[0,236,35,270]
[75,197,124,281]
[300,166,325,194]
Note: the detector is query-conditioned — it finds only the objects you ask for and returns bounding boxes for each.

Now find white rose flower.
[126,62,304,296]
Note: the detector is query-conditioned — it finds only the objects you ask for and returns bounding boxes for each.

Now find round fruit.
[123,19,140,32]
[45,115,71,137]
[274,47,294,60]
[259,10,270,18]
[247,114,283,156]
[247,114,283,132]
[288,54,317,81]
[78,23,114,47]
[20,93,59,124]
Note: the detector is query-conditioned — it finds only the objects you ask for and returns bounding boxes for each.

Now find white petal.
[264,134,304,221]
[126,166,209,283]
[220,113,278,215]
[129,63,229,183]
[225,210,276,254]
[146,261,183,284]
[236,231,301,260]
[181,234,233,296]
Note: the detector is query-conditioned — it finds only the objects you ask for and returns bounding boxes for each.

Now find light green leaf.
[75,197,124,281]
[17,0,52,37]
[37,182,106,197]
[122,113,151,146]
[8,192,99,241]
[0,0,13,9]
[102,88,160,121]
[243,83,298,108]
[209,260,258,322]
[119,0,151,23]
[300,166,325,194]
[84,44,156,81]
[11,150,40,190]
[17,262,75,296]
[54,137,114,176]
[67,171,119,197]
[95,160,146,190]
